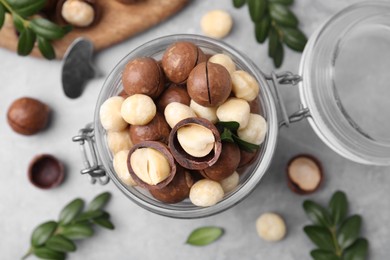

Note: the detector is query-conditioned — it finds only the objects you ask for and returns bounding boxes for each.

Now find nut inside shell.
[55,0,101,28]
[168,117,222,170]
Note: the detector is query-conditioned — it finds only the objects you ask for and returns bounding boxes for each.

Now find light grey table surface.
[1,0,389,259]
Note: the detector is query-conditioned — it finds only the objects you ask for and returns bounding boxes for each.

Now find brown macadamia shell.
[157,84,191,112]
[129,112,170,144]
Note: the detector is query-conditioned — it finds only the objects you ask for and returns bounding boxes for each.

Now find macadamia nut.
[237,114,267,145]
[189,179,224,207]
[209,54,236,74]
[256,213,287,242]
[130,148,171,185]
[107,129,133,154]
[219,171,239,193]
[61,0,95,27]
[164,102,196,128]
[113,150,136,186]
[100,96,128,131]
[231,70,260,102]
[201,10,233,39]
[121,94,156,125]
[177,123,215,157]
[190,100,218,124]
[216,98,250,129]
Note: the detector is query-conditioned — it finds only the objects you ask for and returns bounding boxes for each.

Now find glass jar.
[74,2,390,219]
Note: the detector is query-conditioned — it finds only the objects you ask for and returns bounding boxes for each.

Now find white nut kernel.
[189,179,224,207]
[61,0,95,27]
[113,150,136,186]
[231,70,260,102]
[219,171,239,193]
[216,98,250,129]
[201,10,233,39]
[107,130,133,155]
[190,100,218,123]
[100,96,128,131]
[130,148,170,185]
[121,94,156,125]
[256,213,287,242]
[237,113,267,145]
[177,123,215,157]
[164,102,196,128]
[209,54,236,74]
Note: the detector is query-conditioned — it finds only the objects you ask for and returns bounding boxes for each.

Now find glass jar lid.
[299,2,390,165]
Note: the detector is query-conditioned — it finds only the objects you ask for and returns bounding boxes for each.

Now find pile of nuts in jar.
[99,41,268,207]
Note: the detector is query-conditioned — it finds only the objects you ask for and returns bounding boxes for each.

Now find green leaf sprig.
[22,192,114,260]
[0,0,71,59]
[303,191,368,260]
[186,226,224,246]
[232,0,308,68]
[216,121,260,153]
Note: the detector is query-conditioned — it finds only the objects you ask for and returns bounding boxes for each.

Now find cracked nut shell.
[7,97,50,135]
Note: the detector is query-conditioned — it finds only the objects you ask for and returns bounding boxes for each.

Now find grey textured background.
[1,0,389,259]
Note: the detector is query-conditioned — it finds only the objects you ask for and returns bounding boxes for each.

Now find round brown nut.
[162,42,206,84]
[187,61,232,107]
[150,168,194,204]
[7,97,50,135]
[238,148,258,168]
[157,84,191,112]
[129,112,170,144]
[201,142,240,181]
[122,57,165,99]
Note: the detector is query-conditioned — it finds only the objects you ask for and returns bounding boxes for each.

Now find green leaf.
[269,3,298,27]
[93,213,115,230]
[87,192,111,211]
[75,210,104,222]
[13,15,24,32]
[186,227,224,246]
[59,198,84,225]
[342,238,368,260]
[0,4,5,29]
[281,27,307,52]
[304,225,335,251]
[30,18,66,40]
[33,247,65,260]
[311,249,340,260]
[37,37,56,60]
[269,0,294,5]
[268,26,279,57]
[232,135,260,152]
[31,221,58,247]
[46,235,76,252]
[303,200,333,227]
[337,215,361,249]
[233,0,246,8]
[247,0,267,23]
[272,40,284,68]
[17,28,36,56]
[255,14,270,43]
[220,128,235,143]
[216,121,240,132]
[61,223,94,240]
[329,191,348,226]
[11,0,46,17]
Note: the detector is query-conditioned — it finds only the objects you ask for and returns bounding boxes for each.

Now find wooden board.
[0,0,188,59]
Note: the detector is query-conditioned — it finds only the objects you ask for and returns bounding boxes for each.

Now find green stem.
[0,0,30,28]
[330,226,342,256]
[21,247,33,260]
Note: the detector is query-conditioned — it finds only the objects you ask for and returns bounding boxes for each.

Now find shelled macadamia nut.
[201,10,233,39]
[237,113,267,145]
[190,100,218,124]
[162,42,206,84]
[122,57,164,99]
[177,123,215,158]
[157,84,191,112]
[121,94,156,125]
[231,70,260,102]
[129,112,170,144]
[189,179,224,207]
[216,98,250,129]
[256,213,287,242]
[209,53,236,74]
[113,150,136,186]
[219,171,239,193]
[61,0,96,27]
[107,129,133,154]
[164,102,196,128]
[100,96,128,131]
